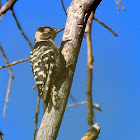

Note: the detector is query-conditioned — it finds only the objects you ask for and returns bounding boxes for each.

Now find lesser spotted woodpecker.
[30,26,64,112]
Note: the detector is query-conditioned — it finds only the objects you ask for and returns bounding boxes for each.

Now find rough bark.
[36,0,102,139]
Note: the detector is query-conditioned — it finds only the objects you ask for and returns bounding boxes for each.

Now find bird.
[30,26,64,112]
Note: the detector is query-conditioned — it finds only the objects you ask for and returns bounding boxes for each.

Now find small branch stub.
[81,123,100,140]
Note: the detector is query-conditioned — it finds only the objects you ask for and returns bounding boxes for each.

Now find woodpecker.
[30,26,64,112]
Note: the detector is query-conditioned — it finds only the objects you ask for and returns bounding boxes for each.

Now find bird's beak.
[56,28,64,33]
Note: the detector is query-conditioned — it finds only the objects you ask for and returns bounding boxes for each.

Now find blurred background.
[0,0,140,139]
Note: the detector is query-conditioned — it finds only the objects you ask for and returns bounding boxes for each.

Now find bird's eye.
[47,30,51,34]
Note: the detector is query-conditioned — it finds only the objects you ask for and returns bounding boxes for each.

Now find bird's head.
[35,26,64,43]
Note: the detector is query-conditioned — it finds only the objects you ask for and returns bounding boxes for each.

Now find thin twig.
[118,0,125,11]
[86,68,94,127]
[3,72,13,118]
[67,101,102,112]
[85,12,95,128]
[85,12,94,69]
[0,44,14,118]
[0,14,4,23]
[115,0,120,11]
[115,0,125,11]
[10,8,33,49]
[94,17,118,37]
[0,0,4,23]
[0,58,30,69]
[67,101,87,108]
[0,0,17,16]
[32,85,37,90]
[84,12,101,140]
[33,94,40,140]
[61,0,67,15]
[69,94,76,103]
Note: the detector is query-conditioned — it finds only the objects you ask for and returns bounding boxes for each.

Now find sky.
[0,0,140,140]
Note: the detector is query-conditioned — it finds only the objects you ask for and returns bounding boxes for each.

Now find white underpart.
[43,57,49,61]
[34,75,38,79]
[36,81,44,84]
[50,63,54,67]
[31,48,42,57]
[45,64,49,69]
[46,86,49,90]
[33,60,41,68]
[51,55,54,59]
[34,67,40,73]
[30,46,40,56]
[38,71,46,77]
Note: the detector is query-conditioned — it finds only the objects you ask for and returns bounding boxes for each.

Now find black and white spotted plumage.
[30,26,64,112]
[30,40,62,110]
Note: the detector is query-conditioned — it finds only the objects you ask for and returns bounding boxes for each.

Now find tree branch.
[36,0,102,139]
[85,12,94,69]
[0,0,4,23]
[94,17,118,37]
[0,58,30,69]
[61,0,66,15]
[0,44,14,118]
[0,0,17,16]
[85,12,95,129]
[84,13,101,139]
[0,0,33,48]
[67,101,102,112]
[11,9,33,49]
[115,0,125,11]
[118,0,125,11]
